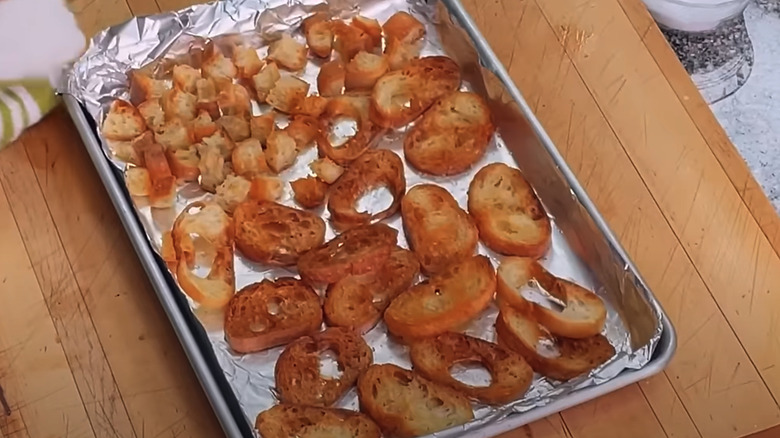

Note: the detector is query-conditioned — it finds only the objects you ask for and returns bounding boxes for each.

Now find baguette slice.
[357,364,473,438]
[255,404,381,438]
[496,305,615,381]
[409,332,532,405]
[384,255,495,341]
[468,163,551,257]
[224,278,322,353]
[401,184,478,274]
[496,257,607,339]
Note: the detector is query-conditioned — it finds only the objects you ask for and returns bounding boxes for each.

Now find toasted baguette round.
[357,364,473,438]
[384,255,495,341]
[327,149,405,230]
[497,257,607,339]
[275,327,373,407]
[370,56,460,129]
[401,184,478,274]
[224,278,322,354]
[317,95,384,166]
[404,91,494,176]
[297,223,397,284]
[468,163,552,257]
[234,201,326,266]
[255,404,381,438]
[409,332,533,405]
[324,247,419,334]
[496,305,615,381]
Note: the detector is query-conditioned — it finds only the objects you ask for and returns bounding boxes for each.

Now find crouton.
[250,112,275,144]
[166,145,200,182]
[309,157,344,184]
[352,16,382,47]
[143,144,177,209]
[252,62,281,102]
[345,51,388,91]
[232,46,264,79]
[202,50,237,82]
[268,34,308,71]
[172,64,201,93]
[215,174,251,213]
[196,141,228,192]
[190,110,218,142]
[162,88,197,121]
[125,167,151,197]
[383,11,425,45]
[291,95,329,118]
[217,115,250,142]
[137,98,166,133]
[196,77,220,119]
[130,130,156,164]
[291,176,328,208]
[333,21,374,62]
[232,138,270,178]
[217,83,252,117]
[155,118,193,151]
[102,99,147,141]
[249,175,284,202]
[202,129,235,160]
[317,60,345,97]
[266,76,309,114]
[285,116,318,150]
[107,139,141,165]
[303,14,333,58]
[130,71,170,101]
[385,38,423,71]
[265,130,298,173]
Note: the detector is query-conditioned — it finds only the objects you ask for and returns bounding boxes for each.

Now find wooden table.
[2,0,780,437]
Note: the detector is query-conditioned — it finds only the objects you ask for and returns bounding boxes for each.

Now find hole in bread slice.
[355,186,394,215]
[327,116,358,147]
[448,360,492,388]
[318,349,344,380]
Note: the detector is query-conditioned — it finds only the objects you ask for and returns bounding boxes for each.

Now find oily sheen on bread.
[255,404,381,438]
[357,364,474,438]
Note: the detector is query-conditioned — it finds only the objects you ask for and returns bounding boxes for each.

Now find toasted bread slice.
[468,163,551,257]
[401,184,478,274]
[130,71,170,101]
[201,50,237,82]
[166,145,200,181]
[405,91,494,176]
[333,21,374,62]
[234,201,326,266]
[382,11,425,45]
[352,16,382,47]
[496,257,607,339]
[316,95,383,166]
[276,327,373,406]
[496,305,615,381]
[255,404,381,438]
[303,14,333,58]
[252,62,281,102]
[370,56,460,128]
[215,174,251,213]
[327,149,405,230]
[250,112,275,144]
[345,51,389,92]
[409,332,532,404]
[357,364,473,438]
[268,34,308,71]
[310,157,344,184]
[317,60,345,97]
[324,246,419,334]
[232,138,270,178]
[266,75,310,114]
[172,64,201,93]
[217,83,252,117]
[155,118,193,151]
[102,99,147,141]
[216,115,250,142]
[265,129,298,173]
[172,202,235,308]
[291,176,328,209]
[384,255,495,340]
[298,223,397,284]
[190,110,218,142]
[232,46,263,79]
[196,141,228,192]
[137,99,165,133]
[249,175,284,202]
[125,167,151,197]
[224,278,321,353]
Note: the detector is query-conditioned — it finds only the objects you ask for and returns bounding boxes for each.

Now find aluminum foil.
[61,0,664,436]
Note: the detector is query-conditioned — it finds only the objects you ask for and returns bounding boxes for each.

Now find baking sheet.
[61,0,665,435]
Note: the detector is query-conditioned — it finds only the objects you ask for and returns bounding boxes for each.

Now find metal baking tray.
[62,0,677,436]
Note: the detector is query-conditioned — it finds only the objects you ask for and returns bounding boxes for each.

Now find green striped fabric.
[0,79,59,149]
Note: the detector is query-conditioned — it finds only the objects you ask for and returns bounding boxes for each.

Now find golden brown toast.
[384,255,495,340]
[265,129,298,173]
[190,110,217,142]
[217,83,252,117]
[400,184,478,274]
[267,75,310,114]
[234,201,326,266]
[172,64,201,93]
[310,157,344,184]
[268,34,308,71]
[255,404,381,438]
[351,16,382,47]
[291,176,329,209]
[316,95,384,166]
[275,327,373,407]
[249,175,284,203]
[232,138,270,178]
[196,140,228,192]
[232,46,264,79]
[102,99,147,141]
[201,50,237,82]
[382,11,425,46]
[404,91,494,176]
[224,278,322,353]
[165,146,200,182]
[357,364,474,438]
[496,257,607,339]
[297,223,397,284]
[215,174,251,214]
[332,21,375,62]
[291,95,329,118]
[125,167,151,197]
[302,13,333,58]
[252,62,281,103]
[409,332,532,405]
[142,143,177,208]
[162,87,197,121]
[250,112,275,144]
[327,149,405,230]
[137,98,165,133]
[155,118,193,151]
[216,115,250,142]
[370,56,460,128]
[130,71,170,101]
[345,51,389,92]
[496,305,615,381]
[195,77,220,119]
[467,163,551,257]
[324,246,419,334]
[385,37,423,71]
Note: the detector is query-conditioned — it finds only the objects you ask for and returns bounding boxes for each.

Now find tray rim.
[61,0,677,434]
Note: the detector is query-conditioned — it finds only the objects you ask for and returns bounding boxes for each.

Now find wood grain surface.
[1,0,778,437]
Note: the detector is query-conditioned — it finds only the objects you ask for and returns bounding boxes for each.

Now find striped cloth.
[0,80,59,148]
